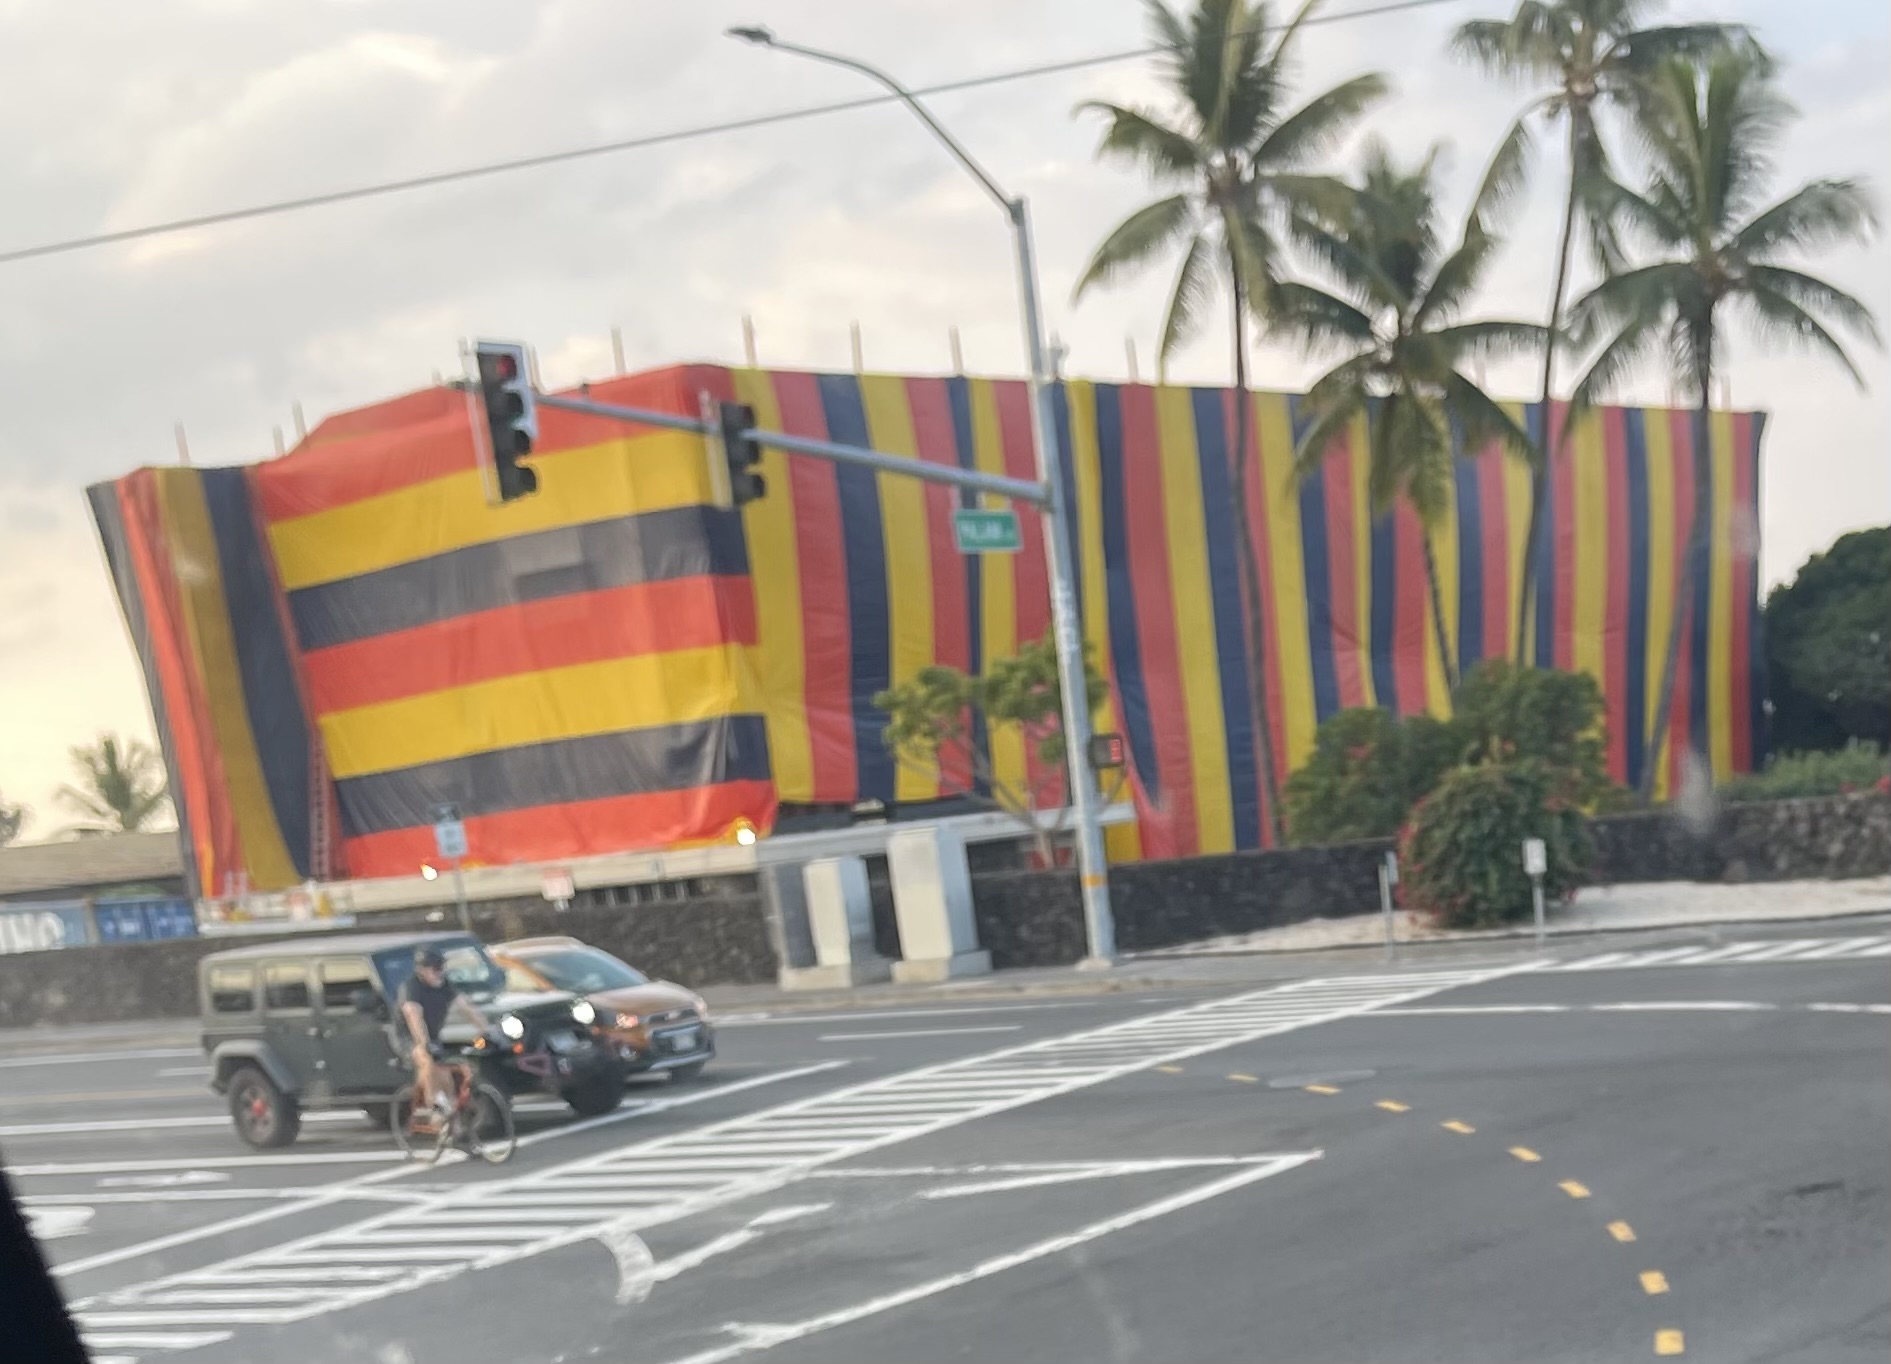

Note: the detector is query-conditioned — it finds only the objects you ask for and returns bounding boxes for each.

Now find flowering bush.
[1397,761,1593,931]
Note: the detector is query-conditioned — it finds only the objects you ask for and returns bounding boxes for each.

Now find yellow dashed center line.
[1441,1120,1475,1134]
[1303,1083,1340,1095]
[1655,1327,1685,1355]
[1509,1146,1542,1163]
[1608,1221,1638,1243]
[1228,1073,1259,1084]
[1641,1270,1670,1296]
[1154,1065,1184,1075]
[1375,1100,1410,1113]
[1559,1180,1592,1199]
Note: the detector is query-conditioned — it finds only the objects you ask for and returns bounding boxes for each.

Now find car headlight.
[570,999,596,1026]
[689,993,709,1019]
[498,1013,526,1040]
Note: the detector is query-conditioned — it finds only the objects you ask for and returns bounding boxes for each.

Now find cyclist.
[398,946,488,1118]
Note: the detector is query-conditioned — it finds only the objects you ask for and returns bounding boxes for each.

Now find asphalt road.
[7,928,1887,1364]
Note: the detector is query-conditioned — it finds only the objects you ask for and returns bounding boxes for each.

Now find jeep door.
[315,957,398,1097]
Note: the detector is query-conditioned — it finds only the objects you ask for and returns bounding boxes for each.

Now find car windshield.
[377,942,504,1002]
[519,947,647,993]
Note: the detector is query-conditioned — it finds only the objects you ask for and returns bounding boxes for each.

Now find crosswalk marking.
[1553,936,1891,971]
[74,965,1512,1356]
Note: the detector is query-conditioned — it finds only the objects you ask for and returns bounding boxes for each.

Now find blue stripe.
[814,374,894,803]
[1530,402,1555,668]
[1454,449,1485,674]
[944,376,989,796]
[1290,396,1344,723]
[1687,408,1713,773]
[1622,409,1651,790]
[1188,388,1261,851]
[1093,385,1160,799]
[1050,382,1085,632]
[1368,506,1400,712]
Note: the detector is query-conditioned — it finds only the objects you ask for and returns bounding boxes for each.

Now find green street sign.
[953,507,1022,554]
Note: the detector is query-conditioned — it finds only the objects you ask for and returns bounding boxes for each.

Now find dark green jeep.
[198,931,622,1147]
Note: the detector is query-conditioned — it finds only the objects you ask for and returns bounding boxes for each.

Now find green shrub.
[1397,761,1593,931]
[1283,708,1460,844]
[1451,659,1612,803]
[1719,743,1891,803]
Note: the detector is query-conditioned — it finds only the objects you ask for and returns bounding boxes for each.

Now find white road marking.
[1366,1001,1889,1017]
[719,1002,1102,1028]
[0,1047,200,1070]
[1806,1002,1891,1015]
[1374,1005,1572,1016]
[0,1111,363,1139]
[817,1025,1023,1042]
[1554,936,1891,971]
[80,1331,231,1351]
[98,1171,232,1189]
[26,1205,95,1239]
[13,1152,407,1177]
[919,1155,1318,1200]
[51,1065,833,1281]
[157,1066,212,1078]
[1590,1001,1777,1012]
[663,1153,1322,1364]
[72,966,1510,1351]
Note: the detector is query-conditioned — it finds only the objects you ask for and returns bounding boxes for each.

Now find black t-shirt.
[398,974,459,1044]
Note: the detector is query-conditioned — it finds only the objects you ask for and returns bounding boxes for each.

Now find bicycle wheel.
[390,1086,449,1165]
[462,1083,516,1165]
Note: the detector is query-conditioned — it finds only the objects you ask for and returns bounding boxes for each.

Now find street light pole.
[729,26,1116,965]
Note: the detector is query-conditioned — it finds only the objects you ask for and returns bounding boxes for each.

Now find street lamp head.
[726,25,775,45]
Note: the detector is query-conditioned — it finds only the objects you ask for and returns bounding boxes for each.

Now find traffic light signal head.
[472,340,539,502]
[718,400,765,507]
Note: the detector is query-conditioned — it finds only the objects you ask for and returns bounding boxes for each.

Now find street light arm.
[742,35,1015,214]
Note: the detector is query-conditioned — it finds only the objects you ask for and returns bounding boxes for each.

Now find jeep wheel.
[229,1066,300,1148]
[562,1073,622,1118]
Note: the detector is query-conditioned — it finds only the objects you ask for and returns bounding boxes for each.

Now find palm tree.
[1564,49,1879,799]
[1072,0,1386,841]
[1452,0,1751,664]
[1277,139,1544,692]
[58,734,170,836]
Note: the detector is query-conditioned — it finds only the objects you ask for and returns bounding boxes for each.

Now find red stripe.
[1232,391,1285,845]
[771,371,857,803]
[1322,446,1367,710]
[117,475,227,891]
[302,577,757,715]
[253,366,710,523]
[1392,507,1428,714]
[1601,410,1631,784]
[340,780,776,880]
[1728,412,1755,772]
[993,381,1062,811]
[1477,445,1510,666]
[1120,385,1196,858]
[1551,401,1578,672]
[906,377,974,792]
[1667,409,1696,793]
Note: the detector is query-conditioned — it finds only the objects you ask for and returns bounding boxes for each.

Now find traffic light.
[472,340,539,502]
[717,401,765,506]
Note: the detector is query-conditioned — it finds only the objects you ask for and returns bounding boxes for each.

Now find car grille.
[645,1008,700,1027]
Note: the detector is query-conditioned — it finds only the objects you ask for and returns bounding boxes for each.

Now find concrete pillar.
[757,863,814,976]
[779,855,892,991]
[888,826,991,983]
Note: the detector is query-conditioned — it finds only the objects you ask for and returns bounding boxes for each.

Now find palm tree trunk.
[1227,258,1285,845]
[1513,126,1582,668]
[1639,321,1715,802]
[1420,533,1460,694]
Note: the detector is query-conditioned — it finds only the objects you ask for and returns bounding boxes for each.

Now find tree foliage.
[874,635,1109,861]
[1763,526,1890,752]
[0,793,25,847]
[58,734,170,837]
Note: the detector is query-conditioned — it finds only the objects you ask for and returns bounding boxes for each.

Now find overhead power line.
[0,0,1461,268]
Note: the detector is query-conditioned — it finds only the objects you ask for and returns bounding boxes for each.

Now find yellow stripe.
[1347,411,1377,707]
[1255,394,1316,770]
[269,428,714,590]
[1655,1328,1685,1355]
[1500,407,1534,663]
[733,369,811,803]
[1571,408,1610,696]
[1156,386,1234,854]
[1642,410,1677,800]
[321,644,752,779]
[860,375,936,804]
[1425,458,1461,716]
[153,472,301,891]
[969,380,1026,799]
[1707,409,1736,781]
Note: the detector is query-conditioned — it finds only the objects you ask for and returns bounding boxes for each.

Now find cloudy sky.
[1,0,1884,835]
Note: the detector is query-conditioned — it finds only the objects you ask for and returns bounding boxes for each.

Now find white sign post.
[431,804,471,931]
[1379,851,1399,963]
[1522,838,1548,948]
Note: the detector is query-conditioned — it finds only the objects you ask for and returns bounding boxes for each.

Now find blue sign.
[433,819,468,861]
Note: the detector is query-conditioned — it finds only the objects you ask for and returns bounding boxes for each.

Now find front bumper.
[612,1022,716,1075]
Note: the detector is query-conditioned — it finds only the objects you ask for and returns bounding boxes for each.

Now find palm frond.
[1449,6,1566,83]
[1267,279,1376,353]
[1224,209,1287,314]
[1467,116,1534,237]
[1564,300,1668,436]
[1731,179,1880,261]
[1253,72,1390,169]
[1442,370,1538,465]
[1736,279,1872,386]
[1071,195,1195,302]
[1743,265,1882,350]
[1184,0,1244,135]
[1414,228,1499,327]
[1290,210,1406,314]
[1608,22,1760,77]
[1431,320,1550,366]
[1700,49,1791,233]
[1290,377,1370,483]
[1076,101,1205,182]
[1157,231,1217,367]
[1562,260,1696,351]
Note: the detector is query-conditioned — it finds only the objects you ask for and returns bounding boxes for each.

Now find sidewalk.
[1133,875,1891,959]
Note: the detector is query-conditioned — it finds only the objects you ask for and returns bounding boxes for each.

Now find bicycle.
[391,1039,517,1165]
